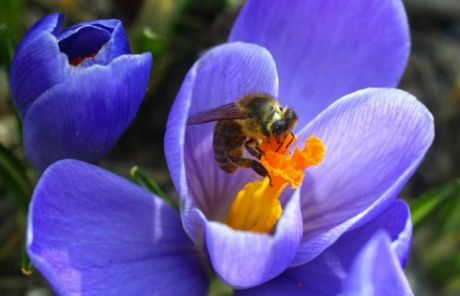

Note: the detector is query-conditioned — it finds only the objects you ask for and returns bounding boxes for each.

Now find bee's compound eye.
[271,120,287,136]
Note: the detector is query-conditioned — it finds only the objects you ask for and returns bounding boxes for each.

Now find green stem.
[130,166,177,208]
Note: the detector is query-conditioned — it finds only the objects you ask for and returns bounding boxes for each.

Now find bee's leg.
[244,138,263,159]
[227,146,271,183]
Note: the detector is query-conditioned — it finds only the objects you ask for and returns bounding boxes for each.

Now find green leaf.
[0,143,32,212]
[0,0,25,71]
[419,238,460,296]
[0,25,16,73]
[411,179,460,296]
[208,277,233,296]
[0,0,25,36]
[223,0,244,7]
[410,179,460,229]
[130,166,177,208]
[438,188,460,234]
[137,27,167,57]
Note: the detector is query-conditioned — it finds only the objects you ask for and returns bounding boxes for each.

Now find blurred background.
[0,0,459,295]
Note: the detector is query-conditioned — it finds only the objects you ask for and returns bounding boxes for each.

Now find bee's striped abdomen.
[213,120,246,173]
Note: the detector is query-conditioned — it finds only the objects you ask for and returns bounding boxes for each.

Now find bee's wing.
[187,103,246,125]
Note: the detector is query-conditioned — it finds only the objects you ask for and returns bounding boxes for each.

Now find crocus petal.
[28,160,209,296]
[23,53,152,171]
[57,19,130,66]
[342,233,413,296]
[193,189,302,288]
[230,0,410,126]
[10,13,69,117]
[326,200,413,268]
[292,88,433,265]
[236,200,412,295]
[164,42,278,224]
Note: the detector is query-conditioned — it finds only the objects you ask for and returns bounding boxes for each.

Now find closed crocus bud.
[10,13,152,171]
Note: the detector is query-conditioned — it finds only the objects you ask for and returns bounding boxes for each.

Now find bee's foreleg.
[244,138,264,159]
[228,146,270,180]
[248,161,272,186]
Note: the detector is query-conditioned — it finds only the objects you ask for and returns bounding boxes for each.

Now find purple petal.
[329,200,413,268]
[193,189,302,288]
[292,88,433,265]
[23,53,152,171]
[230,0,410,126]
[236,200,412,295]
[164,42,279,227]
[10,13,69,117]
[57,19,130,66]
[28,160,209,295]
[342,232,413,296]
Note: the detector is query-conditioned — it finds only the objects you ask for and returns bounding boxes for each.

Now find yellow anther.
[226,178,285,233]
[226,135,326,233]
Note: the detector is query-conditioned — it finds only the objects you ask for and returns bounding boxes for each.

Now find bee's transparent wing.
[187,103,246,125]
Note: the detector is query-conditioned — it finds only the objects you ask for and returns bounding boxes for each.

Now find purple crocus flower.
[10,13,152,170]
[27,0,433,295]
[164,0,433,288]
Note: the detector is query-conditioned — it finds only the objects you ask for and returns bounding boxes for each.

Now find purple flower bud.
[10,13,152,170]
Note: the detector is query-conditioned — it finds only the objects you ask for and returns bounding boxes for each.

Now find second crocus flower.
[10,13,152,170]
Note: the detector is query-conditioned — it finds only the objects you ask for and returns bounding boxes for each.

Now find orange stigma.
[261,133,326,189]
[70,53,97,66]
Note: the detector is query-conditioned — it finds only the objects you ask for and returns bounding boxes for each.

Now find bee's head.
[270,107,298,142]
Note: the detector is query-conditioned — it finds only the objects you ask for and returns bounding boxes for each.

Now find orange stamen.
[262,135,326,188]
[226,134,326,233]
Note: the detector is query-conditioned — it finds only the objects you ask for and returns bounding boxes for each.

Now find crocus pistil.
[69,53,97,66]
[226,135,326,233]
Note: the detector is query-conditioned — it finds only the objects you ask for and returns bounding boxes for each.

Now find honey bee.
[187,93,298,178]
